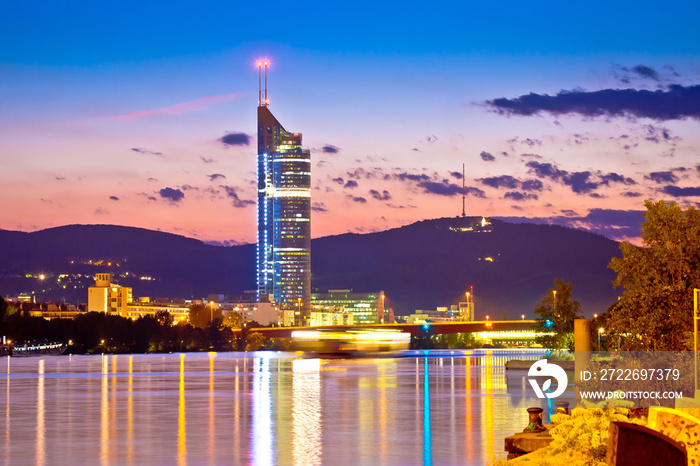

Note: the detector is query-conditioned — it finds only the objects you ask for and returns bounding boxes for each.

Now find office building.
[310,290,386,325]
[256,62,311,325]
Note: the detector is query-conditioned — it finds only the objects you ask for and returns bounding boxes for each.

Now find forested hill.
[0,217,622,317]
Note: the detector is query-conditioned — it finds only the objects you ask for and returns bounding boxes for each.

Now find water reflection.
[100,355,109,465]
[292,358,322,465]
[423,357,432,466]
[253,356,272,465]
[4,356,9,465]
[1,350,548,465]
[36,358,45,466]
[209,352,215,465]
[178,353,186,466]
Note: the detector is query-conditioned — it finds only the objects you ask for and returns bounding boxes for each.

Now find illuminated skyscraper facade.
[257,65,311,325]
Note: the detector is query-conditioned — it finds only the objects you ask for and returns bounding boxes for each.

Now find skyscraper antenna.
[258,62,262,106]
[462,162,466,218]
[257,61,269,107]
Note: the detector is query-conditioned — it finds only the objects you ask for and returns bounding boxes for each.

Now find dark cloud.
[642,124,679,145]
[646,171,679,184]
[522,138,542,147]
[449,171,463,180]
[55,176,66,181]
[131,147,163,156]
[220,186,255,208]
[486,84,700,121]
[520,153,542,159]
[560,209,578,216]
[200,157,215,164]
[521,179,544,192]
[632,65,659,81]
[564,172,598,194]
[147,177,158,182]
[661,185,700,197]
[369,189,391,201]
[526,161,635,194]
[426,135,438,143]
[621,191,643,197]
[394,172,432,182]
[418,181,462,196]
[480,151,495,162]
[109,196,119,201]
[526,161,567,181]
[208,173,226,181]
[347,195,367,204]
[332,177,344,185]
[478,175,519,189]
[312,202,327,212]
[418,181,485,198]
[344,180,359,189]
[504,191,538,201]
[219,132,250,146]
[159,187,184,203]
[322,144,340,154]
[346,167,385,180]
[496,208,645,241]
[599,173,636,186]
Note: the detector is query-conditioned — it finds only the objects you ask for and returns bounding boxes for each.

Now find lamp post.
[598,327,604,351]
[694,288,699,394]
[521,314,525,320]
[297,298,302,326]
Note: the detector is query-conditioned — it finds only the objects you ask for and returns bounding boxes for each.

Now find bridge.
[245,320,538,339]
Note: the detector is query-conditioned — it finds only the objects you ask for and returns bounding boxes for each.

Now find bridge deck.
[243,320,538,339]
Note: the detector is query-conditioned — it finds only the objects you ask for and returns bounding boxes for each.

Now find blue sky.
[2,0,699,244]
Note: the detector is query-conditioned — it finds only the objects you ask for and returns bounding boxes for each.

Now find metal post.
[695,288,699,394]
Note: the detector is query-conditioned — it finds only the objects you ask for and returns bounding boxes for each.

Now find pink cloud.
[110,92,245,120]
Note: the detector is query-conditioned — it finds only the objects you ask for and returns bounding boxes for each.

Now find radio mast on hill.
[462,162,466,218]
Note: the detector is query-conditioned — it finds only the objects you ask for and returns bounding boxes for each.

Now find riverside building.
[256,62,311,325]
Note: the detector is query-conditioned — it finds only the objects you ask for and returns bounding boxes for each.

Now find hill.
[0,217,622,318]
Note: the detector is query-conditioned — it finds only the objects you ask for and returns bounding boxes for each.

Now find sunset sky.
[2,0,699,245]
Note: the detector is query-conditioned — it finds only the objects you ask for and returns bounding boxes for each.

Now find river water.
[0,349,550,465]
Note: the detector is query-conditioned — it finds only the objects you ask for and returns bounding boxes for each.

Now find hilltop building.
[256,62,311,326]
[87,273,132,315]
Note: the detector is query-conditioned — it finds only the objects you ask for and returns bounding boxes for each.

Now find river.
[1,349,550,465]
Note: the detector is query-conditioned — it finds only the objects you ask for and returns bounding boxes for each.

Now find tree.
[189,304,212,328]
[533,280,582,352]
[155,310,173,327]
[608,200,700,350]
[245,332,266,351]
[222,311,243,329]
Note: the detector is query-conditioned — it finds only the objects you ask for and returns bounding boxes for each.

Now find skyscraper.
[256,62,311,325]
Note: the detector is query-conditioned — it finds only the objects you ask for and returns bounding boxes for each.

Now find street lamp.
[521,314,525,320]
[210,301,214,324]
[598,328,604,351]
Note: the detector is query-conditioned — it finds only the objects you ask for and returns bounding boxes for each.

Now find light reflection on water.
[0,350,548,465]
